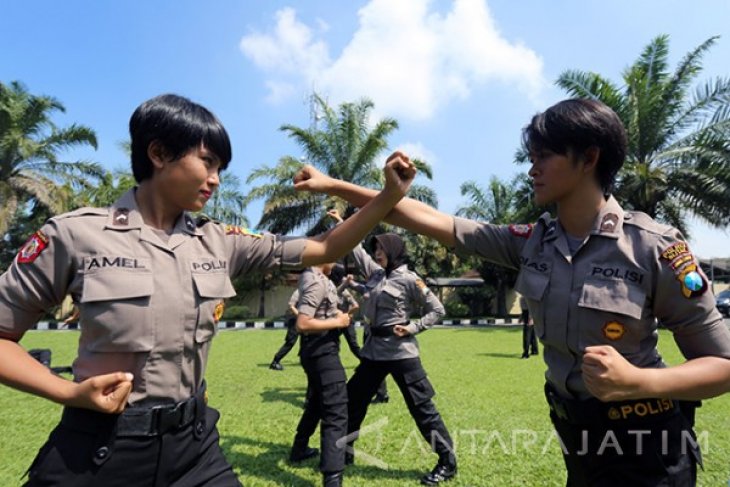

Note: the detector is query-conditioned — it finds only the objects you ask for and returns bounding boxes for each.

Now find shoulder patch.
[509,224,533,238]
[18,230,49,264]
[224,225,263,238]
[660,241,707,298]
[414,278,430,295]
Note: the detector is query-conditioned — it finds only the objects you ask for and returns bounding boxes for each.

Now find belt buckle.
[153,403,183,434]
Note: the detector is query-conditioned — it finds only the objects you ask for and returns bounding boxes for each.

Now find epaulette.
[196,214,219,227]
[50,207,108,221]
[622,211,673,237]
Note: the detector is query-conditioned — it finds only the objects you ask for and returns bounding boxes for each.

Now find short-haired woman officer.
[294,98,730,486]
[0,93,416,486]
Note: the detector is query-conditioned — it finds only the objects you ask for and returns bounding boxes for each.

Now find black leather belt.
[62,386,204,437]
[370,325,396,337]
[544,383,679,425]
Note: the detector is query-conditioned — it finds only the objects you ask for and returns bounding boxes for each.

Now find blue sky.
[3,0,729,257]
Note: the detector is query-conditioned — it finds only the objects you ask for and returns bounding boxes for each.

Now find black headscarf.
[371,233,408,276]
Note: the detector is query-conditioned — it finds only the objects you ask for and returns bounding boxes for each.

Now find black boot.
[269,361,284,371]
[323,471,344,487]
[289,440,319,463]
[420,460,457,485]
[371,393,389,404]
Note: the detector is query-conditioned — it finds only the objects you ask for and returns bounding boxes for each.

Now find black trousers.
[361,329,387,398]
[294,354,348,474]
[341,323,361,358]
[547,392,701,486]
[346,357,454,463]
[24,405,240,487]
[272,317,299,363]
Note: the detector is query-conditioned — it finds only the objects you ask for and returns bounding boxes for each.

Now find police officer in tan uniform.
[295,99,730,486]
[270,288,300,370]
[0,94,417,486]
[343,233,456,486]
[289,264,350,487]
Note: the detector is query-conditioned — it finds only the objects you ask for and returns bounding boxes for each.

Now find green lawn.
[1,328,729,486]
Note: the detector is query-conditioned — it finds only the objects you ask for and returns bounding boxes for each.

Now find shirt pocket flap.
[381,284,402,298]
[579,279,645,320]
[192,272,236,299]
[514,269,549,301]
[81,267,153,303]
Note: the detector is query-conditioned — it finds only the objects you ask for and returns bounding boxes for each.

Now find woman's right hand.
[64,372,134,414]
[336,311,351,329]
[327,209,344,223]
[293,165,334,194]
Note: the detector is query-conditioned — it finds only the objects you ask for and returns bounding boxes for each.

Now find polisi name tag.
[192,260,227,272]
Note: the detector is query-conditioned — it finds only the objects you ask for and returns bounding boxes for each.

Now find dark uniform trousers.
[545,384,701,487]
[272,316,299,363]
[347,357,454,462]
[341,324,361,358]
[294,353,348,474]
[521,310,537,356]
[24,385,241,487]
[361,328,388,398]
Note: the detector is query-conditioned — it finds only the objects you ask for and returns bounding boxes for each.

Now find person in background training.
[269,288,300,371]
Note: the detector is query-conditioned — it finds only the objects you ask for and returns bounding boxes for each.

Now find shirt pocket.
[514,269,549,339]
[192,271,236,343]
[377,283,404,315]
[577,279,647,355]
[80,264,154,352]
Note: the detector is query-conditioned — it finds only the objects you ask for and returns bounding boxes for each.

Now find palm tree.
[245,93,436,236]
[204,172,249,227]
[456,176,531,317]
[556,35,730,236]
[0,81,101,234]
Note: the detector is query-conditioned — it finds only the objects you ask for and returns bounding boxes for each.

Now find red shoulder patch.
[18,230,49,264]
[508,224,533,238]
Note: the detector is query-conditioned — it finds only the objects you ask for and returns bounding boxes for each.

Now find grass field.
[1,327,729,486]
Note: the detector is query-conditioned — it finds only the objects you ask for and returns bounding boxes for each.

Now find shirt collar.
[105,188,203,236]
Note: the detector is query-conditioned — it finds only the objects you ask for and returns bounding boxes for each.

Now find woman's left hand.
[582,345,644,401]
[393,324,411,337]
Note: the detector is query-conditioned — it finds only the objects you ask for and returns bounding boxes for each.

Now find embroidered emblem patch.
[659,241,707,298]
[415,279,429,295]
[599,213,619,233]
[18,231,49,264]
[224,225,263,238]
[602,321,625,341]
[214,301,225,323]
[509,224,533,238]
[113,208,129,226]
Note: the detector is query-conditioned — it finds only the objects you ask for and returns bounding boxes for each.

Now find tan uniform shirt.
[296,267,341,359]
[0,189,306,405]
[453,195,730,399]
[350,243,445,361]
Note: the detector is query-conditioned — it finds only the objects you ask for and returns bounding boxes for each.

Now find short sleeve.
[224,226,307,276]
[452,217,524,270]
[297,271,326,317]
[653,229,730,359]
[0,220,73,339]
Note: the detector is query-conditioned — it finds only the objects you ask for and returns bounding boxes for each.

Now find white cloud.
[239,0,545,120]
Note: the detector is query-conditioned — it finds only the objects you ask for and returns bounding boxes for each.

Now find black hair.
[329,263,346,286]
[522,98,627,195]
[129,94,232,183]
